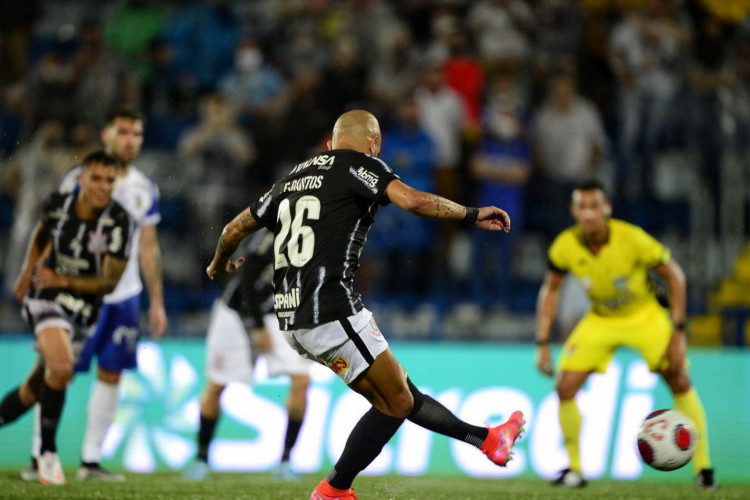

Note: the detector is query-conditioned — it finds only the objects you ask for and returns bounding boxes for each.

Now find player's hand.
[148,303,168,340]
[251,327,272,353]
[475,206,511,232]
[32,266,65,291]
[206,256,246,280]
[536,345,555,377]
[663,329,687,378]
[12,270,32,303]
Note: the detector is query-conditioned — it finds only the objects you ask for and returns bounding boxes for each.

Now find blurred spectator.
[733,36,750,154]
[467,0,534,71]
[0,0,39,86]
[414,64,466,190]
[66,120,100,164]
[2,121,70,296]
[178,92,255,258]
[278,70,335,165]
[531,70,607,236]
[140,36,179,115]
[21,48,73,136]
[162,0,239,93]
[533,0,584,72]
[321,36,369,114]
[413,63,467,285]
[368,29,423,110]
[104,0,169,85]
[685,4,734,203]
[68,18,140,127]
[272,2,328,78]
[218,37,287,124]
[369,96,439,300]
[531,0,584,105]
[468,72,531,310]
[442,31,485,130]
[608,0,691,200]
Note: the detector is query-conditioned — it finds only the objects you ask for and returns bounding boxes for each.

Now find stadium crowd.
[1,0,749,339]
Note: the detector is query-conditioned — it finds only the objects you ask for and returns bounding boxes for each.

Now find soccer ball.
[637,409,698,471]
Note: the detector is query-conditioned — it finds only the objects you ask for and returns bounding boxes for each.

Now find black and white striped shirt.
[250,149,399,329]
[30,192,134,327]
[221,229,275,326]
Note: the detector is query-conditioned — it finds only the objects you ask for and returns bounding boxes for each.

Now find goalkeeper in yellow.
[534,180,716,489]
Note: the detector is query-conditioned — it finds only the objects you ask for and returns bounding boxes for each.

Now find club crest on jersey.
[87,231,109,255]
[328,356,350,374]
[614,276,628,291]
[369,319,384,339]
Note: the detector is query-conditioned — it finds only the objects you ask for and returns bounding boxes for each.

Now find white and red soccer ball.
[637,409,698,471]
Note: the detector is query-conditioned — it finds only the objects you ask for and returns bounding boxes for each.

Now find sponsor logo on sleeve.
[355,167,379,189]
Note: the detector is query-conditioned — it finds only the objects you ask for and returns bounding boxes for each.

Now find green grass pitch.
[1,471,748,499]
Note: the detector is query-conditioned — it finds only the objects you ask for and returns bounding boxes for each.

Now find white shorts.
[23,298,91,360]
[281,308,389,385]
[262,313,312,377]
[205,300,254,385]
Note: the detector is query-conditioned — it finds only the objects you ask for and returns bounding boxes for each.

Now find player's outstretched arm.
[13,222,51,302]
[535,270,565,377]
[140,224,168,339]
[384,179,510,232]
[652,259,688,378]
[207,208,261,280]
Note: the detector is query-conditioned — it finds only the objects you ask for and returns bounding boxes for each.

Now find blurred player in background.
[534,179,716,489]
[207,110,525,500]
[22,106,168,482]
[0,151,133,485]
[184,229,312,481]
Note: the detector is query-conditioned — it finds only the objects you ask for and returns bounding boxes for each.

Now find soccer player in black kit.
[185,229,312,481]
[207,110,525,500]
[0,151,133,485]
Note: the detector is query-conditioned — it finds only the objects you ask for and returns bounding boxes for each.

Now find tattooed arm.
[384,179,511,232]
[206,208,261,280]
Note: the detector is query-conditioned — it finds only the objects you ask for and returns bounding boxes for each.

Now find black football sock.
[327,407,404,490]
[406,377,488,448]
[39,382,66,454]
[197,414,219,462]
[0,387,32,426]
[281,417,303,462]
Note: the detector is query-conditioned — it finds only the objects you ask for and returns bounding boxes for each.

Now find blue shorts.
[75,295,141,373]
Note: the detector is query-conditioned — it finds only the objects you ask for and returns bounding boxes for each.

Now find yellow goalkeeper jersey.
[548,218,671,317]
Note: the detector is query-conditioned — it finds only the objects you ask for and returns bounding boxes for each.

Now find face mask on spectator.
[237,48,262,73]
[490,111,520,140]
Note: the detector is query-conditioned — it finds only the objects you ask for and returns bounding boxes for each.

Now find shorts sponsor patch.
[328,356,350,374]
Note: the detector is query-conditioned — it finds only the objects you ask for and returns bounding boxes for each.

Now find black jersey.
[249,149,400,329]
[29,191,134,327]
[222,229,275,325]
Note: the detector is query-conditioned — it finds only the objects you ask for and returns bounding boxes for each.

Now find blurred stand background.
[1,0,749,345]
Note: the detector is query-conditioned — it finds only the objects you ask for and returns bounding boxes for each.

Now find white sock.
[81,381,120,464]
[32,404,41,460]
